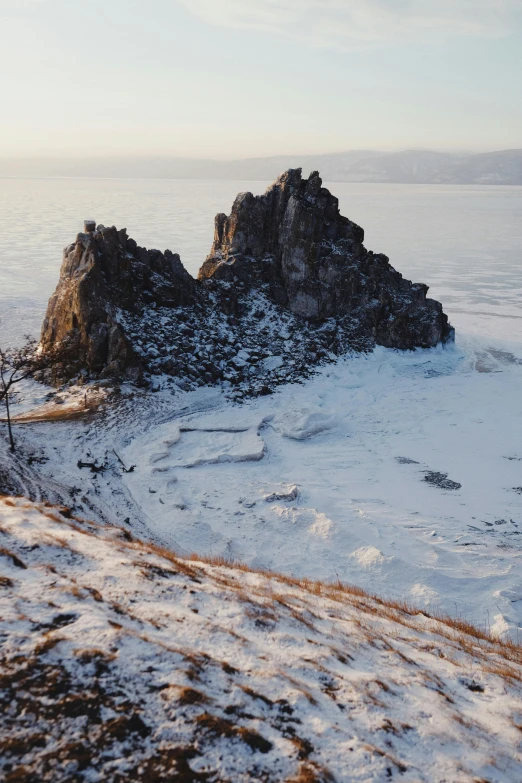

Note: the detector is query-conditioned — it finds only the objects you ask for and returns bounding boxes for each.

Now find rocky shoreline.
[40,169,453,393]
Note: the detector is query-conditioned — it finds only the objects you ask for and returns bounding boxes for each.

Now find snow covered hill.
[1,496,522,782]
[2,149,522,184]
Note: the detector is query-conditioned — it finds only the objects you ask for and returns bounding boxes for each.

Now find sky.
[1,0,521,158]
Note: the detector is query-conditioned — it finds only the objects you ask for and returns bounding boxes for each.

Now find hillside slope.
[1,149,522,183]
[1,496,522,782]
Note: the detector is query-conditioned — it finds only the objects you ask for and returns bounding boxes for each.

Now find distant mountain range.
[1,148,522,184]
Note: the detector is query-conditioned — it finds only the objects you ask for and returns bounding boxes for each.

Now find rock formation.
[200,169,452,349]
[40,171,453,391]
[41,222,195,381]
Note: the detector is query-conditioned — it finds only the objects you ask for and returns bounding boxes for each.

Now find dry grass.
[34,635,66,656]
[5,406,95,424]
[194,712,273,753]
[279,672,318,706]
[240,685,273,706]
[0,546,26,569]
[289,735,315,760]
[2,494,522,681]
[362,742,408,774]
[451,712,475,730]
[286,761,335,783]
[73,648,116,664]
[176,687,209,706]
[84,585,103,602]
[58,583,87,599]
[483,661,522,684]
[3,392,107,425]
[137,541,203,581]
[221,660,239,675]
[2,495,522,783]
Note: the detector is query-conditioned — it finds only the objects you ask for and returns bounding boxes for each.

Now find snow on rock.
[271,409,337,440]
[351,546,388,568]
[262,355,284,371]
[264,485,299,503]
[491,614,513,639]
[497,586,522,603]
[273,506,335,542]
[154,428,266,469]
[1,496,522,783]
[123,414,267,472]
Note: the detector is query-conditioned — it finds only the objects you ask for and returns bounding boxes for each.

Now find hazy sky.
[1,0,521,157]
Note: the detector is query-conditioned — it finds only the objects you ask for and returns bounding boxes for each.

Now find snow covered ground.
[2,496,522,783]
[118,335,522,640]
[4,331,522,642]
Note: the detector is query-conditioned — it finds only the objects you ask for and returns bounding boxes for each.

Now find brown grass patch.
[177,687,209,706]
[290,735,314,759]
[7,401,100,424]
[362,742,408,773]
[221,660,239,675]
[194,712,273,753]
[34,635,66,656]
[0,547,26,569]
[286,761,335,783]
[240,685,273,706]
[279,673,318,706]
[483,662,522,684]
[74,648,116,664]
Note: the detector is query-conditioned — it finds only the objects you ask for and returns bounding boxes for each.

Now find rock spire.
[200,169,452,348]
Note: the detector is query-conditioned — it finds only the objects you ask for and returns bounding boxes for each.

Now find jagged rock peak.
[40,223,195,381]
[40,172,453,388]
[199,169,453,347]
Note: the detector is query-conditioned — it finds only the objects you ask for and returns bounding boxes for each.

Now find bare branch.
[0,331,75,453]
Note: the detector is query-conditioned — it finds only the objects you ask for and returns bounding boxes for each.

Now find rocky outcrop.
[41,171,453,390]
[200,169,452,349]
[41,223,195,381]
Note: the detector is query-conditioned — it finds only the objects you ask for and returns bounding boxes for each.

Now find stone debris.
[423,471,462,491]
[264,485,299,503]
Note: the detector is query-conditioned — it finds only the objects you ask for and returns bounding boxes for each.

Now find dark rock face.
[41,170,453,390]
[199,169,453,349]
[41,225,195,380]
